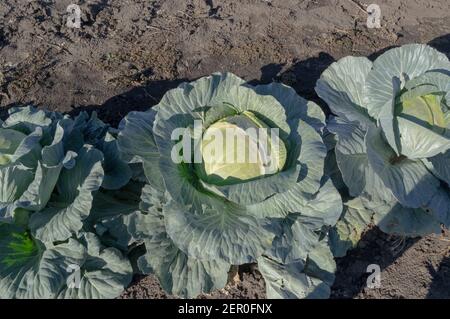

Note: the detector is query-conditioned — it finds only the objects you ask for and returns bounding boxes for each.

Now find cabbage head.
[0,107,132,298]
[112,72,343,298]
[315,44,450,256]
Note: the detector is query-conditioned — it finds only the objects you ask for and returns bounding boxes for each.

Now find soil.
[1,0,449,299]
[120,265,267,299]
[332,228,450,299]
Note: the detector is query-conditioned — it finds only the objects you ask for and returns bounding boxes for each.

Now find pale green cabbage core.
[196,111,287,185]
[393,93,448,159]
[397,94,446,130]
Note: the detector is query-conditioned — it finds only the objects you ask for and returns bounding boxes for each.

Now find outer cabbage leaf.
[138,216,229,298]
[0,223,85,298]
[327,117,392,202]
[89,183,143,250]
[90,182,142,223]
[117,110,164,191]
[163,198,274,265]
[99,133,132,190]
[0,109,64,221]
[2,106,57,135]
[29,146,104,243]
[427,150,450,185]
[329,197,377,257]
[365,126,440,208]
[331,193,443,256]
[258,239,335,299]
[254,82,326,131]
[17,121,77,213]
[396,116,450,159]
[57,232,132,299]
[0,166,34,221]
[248,178,342,226]
[315,56,374,127]
[70,112,131,190]
[375,202,442,237]
[155,73,290,135]
[403,71,450,96]
[257,180,340,298]
[426,188,450,228]
[96,184,229,298]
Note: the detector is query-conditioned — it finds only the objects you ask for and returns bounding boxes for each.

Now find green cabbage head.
[0,107,132,298]
[114,73,343,298]
[315,44,450,255]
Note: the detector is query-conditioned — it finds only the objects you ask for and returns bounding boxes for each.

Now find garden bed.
[1,0,449,299]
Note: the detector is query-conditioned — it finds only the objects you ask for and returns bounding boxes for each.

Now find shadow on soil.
[428,34,450,58]
[331,227,420,298]
[427,255,450,298]
[67,78,187,127]
[248,52,336,112]
[66,51,337,127]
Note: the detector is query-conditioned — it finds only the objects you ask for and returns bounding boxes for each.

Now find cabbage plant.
[0,107,132,298]
[105,72,343,298]
[315,44,450,256]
